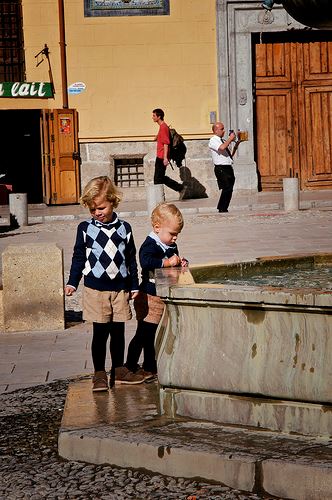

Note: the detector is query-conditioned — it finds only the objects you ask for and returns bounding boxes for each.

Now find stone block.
[2,243,64,332]
[0,289,3,331]
[160,389,332,438]
[80,162,111,193]
[262,460,332,500]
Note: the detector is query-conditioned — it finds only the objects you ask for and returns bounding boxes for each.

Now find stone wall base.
[79,139,258,200]
[160,388,332,438]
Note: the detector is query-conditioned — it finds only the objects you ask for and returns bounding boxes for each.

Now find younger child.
[65,176,144,391]
[125,202,188,380]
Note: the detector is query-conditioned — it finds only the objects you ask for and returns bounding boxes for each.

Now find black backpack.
[169,127,187,168]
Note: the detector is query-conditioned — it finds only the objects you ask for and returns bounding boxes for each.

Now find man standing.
[152,108,186,198]
[208,122,240,213]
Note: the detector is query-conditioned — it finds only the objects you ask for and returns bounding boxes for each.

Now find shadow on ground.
[179,166,208,199]
[65,310,83,328]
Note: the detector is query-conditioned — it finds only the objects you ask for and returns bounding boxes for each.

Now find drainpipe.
[58,0,68,109]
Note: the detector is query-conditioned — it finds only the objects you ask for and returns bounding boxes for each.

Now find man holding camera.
[208,122,240,213]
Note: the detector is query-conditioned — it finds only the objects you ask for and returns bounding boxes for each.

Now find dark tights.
[92,321,125,372]
[126,320,158,373]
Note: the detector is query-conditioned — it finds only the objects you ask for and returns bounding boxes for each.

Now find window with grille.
[114,157,145,188]
[0,1,25,82]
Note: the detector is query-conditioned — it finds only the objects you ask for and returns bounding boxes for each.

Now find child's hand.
[168,254,181,267]
[181,257,189,267]
[131,291,139,299]
[65,285,76,296]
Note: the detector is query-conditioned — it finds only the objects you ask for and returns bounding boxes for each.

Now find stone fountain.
[156,253,332,437]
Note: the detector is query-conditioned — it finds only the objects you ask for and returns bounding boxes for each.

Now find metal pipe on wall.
[58,0,68,109]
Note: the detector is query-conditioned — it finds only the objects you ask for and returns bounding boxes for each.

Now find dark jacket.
[139,235,178,296]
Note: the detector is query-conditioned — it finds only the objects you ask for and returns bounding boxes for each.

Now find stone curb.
[0,203,330,225]
[0,199,331,225]
[59,431,256,492]
[58,380,332,500]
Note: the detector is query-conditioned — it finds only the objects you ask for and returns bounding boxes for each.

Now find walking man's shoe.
[115,366,145,385]
[92,370,109,392]
[179,184,189,200]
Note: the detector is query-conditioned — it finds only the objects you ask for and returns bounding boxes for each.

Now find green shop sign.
[0,82,54,98]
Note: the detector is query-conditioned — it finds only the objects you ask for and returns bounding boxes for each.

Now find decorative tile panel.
[84,0,169,17]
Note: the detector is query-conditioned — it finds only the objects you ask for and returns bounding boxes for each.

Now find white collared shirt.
[208,135,233,166]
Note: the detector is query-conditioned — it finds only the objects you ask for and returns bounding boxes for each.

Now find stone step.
[58,379,332,500]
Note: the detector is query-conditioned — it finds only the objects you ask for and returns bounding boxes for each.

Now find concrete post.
[9,193,28,226]
[2,243,65,332]
[283,178,299,212]
[146,183,165,215]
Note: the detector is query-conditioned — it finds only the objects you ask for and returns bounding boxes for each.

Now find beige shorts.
[134,292,165,325]
[83,287,132,323]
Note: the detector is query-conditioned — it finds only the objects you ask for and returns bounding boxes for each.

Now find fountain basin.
[155,254,332,437]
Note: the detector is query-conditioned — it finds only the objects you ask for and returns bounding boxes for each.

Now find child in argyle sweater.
[65,176,145,391]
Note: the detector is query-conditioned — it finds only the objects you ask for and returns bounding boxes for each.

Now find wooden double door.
[255,31,332,191]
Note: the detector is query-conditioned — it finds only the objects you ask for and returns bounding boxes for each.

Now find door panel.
[40,109,52,204]
[40,109,80,204]
[255,35,332,190]
[256,42,291,85]
[302,87,332,184]
[256,90,293,189]
[302,41,332,80]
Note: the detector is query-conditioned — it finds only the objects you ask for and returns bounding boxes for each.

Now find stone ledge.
[58,380,332,499]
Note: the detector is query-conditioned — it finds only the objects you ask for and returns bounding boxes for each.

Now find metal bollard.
[283,178,299,212]
[9,193,28,227]
[146,184,165,215]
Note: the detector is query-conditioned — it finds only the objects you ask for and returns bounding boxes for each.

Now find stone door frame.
[216,0,305,192]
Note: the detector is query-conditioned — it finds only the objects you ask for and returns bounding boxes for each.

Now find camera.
[229,129,236,142]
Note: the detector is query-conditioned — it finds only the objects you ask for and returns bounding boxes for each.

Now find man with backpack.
[152,108,188,199]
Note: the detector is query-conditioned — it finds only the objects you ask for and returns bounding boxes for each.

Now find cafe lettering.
[0,82,54,98]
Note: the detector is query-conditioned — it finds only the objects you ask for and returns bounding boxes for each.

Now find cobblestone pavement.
[0,380,283,500]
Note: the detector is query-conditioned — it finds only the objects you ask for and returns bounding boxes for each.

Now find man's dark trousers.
[214,164,235,212]
[154,157,182,192]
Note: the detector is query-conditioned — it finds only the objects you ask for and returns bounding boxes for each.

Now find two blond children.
[65,176,187,392]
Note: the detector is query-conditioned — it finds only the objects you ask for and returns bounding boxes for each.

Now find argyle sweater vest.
[67,215,139,292]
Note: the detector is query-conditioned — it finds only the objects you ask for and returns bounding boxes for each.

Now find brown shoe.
[115,366,144,385]
[136,368,157,381]
[92,370,108,392]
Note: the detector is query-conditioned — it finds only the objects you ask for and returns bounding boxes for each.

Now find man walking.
[208,122,240,213]
[152,108,186,198]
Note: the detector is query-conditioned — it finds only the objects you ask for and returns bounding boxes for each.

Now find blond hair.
[151,203,184,230]
[80,176,122,208]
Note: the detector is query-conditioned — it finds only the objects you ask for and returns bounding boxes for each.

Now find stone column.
[283,177,299,212]
[9,193,28,227]
[146,183,165,215]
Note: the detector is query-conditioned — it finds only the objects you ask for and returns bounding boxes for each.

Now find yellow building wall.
[3,0,218,141]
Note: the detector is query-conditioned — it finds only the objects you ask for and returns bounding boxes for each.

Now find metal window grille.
[0,1,25,81]
[114,157,145,188]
